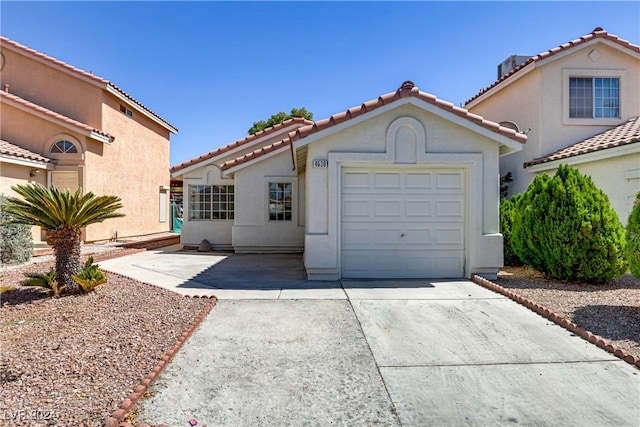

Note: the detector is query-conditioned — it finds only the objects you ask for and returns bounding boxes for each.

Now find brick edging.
[471,274,640,370]
[103,271,217,427]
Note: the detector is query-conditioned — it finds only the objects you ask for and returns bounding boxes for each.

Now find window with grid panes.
[268,182,292,221]
[189,185,234,220]
[569,77,620,118]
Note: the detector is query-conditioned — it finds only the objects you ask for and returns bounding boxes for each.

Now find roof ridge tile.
[1,36,176,132]
[220,82,527,171]
[465,27,640,106]
[1,90,115,142]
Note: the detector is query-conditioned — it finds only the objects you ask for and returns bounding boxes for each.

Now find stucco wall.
[468,40,640,197]
[302,102,505,279]
[0,162,48,242]
[82,93,171,241]
[231,150,304,252]
[0,47,103,128]
[180,165,234,248]
[0,48,174,242]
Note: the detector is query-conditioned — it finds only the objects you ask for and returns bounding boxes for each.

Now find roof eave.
[465,62,536,109]
[171,119,312,175]
[525,141,640,172]
[1,93,114,144]
[0,154,55,169]
[106,85,178,134]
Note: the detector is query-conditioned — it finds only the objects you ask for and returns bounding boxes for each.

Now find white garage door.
[341,168,465,278]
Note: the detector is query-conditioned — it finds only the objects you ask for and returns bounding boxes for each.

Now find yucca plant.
[4,184,123,295]
[72,257,107,293]
[23,269,65,297]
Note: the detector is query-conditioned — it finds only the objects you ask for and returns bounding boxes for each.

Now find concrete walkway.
[99,247,640,426]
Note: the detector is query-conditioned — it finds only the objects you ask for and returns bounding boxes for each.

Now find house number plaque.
[312,159,328,168]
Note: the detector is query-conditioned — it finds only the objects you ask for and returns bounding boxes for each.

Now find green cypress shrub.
[0,194,33,265]
[500,193,522,266]
[626,192,640,278]
[511,164,627,284]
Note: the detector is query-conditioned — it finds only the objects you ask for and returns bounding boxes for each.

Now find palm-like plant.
[4,184,124,294]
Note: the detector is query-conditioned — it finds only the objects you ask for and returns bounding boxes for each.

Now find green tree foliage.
[500,172,513,200]
[0,194,33,265]
[72,257,108,293]
[248,107,313,135]
[511,164,627,284]
[4,184,123,294]
[499,193,522,266]
[626,192,640,278]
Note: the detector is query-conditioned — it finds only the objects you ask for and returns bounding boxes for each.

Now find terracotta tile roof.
[524,117,640,168]
[1,90,115,143]
[170,117,313,173]
[0,36,177,133]
[221,81,527,171]
[0,139,52,163]
[465,28,640,106]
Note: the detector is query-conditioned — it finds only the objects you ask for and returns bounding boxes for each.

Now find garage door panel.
[436,228,464,245]
[436,172,464,190]
[436,200,464,217]
[342,250,463,279]
[374,200,401,217]
[343,223,462,250]
[342,168,465,278]
[406,172,433,189]
[343,227,371,247]
[406,200,432,217]
[374,173,402,188]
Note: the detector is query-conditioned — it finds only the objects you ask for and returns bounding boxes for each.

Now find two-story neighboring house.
[465,28,640,223]
[0,36,178,242]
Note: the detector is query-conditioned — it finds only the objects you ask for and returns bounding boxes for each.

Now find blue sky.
[2,1,639,166]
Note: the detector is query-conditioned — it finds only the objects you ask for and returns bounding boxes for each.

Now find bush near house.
[627,192,640,278]
[0,194,33,265]
[500,193,522,266]
[511,164,627,284]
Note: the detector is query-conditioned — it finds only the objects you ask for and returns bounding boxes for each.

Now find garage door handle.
[400,233,405,238]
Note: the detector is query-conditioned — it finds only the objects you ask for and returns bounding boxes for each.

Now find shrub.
[626,192,640,278]
[0,195,33,265]
[512,164,627,283]
[23,269,65,297]
[500,193,522,266]
[72,257,107,293]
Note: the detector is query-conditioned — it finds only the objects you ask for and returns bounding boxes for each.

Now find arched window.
[50,140,78,154]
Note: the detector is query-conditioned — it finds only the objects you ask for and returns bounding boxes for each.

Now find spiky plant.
[3,184,123,294]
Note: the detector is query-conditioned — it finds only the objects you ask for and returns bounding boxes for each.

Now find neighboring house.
[0,36,178,242]
[465,27,640,223]
[171,81,526,280]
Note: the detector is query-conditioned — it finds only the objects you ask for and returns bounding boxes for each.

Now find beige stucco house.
[0,36,178,242]
[172,82,526,280]
[465,27,640,224]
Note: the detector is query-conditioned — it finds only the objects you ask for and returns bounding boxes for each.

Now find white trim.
[562,68,626,126]
[2,94,112,144]
[0,155,53,169]
[227,98,523,174]
[172,123,306,177]
[525,142,640,173]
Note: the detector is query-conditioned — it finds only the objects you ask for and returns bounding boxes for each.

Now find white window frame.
[563,68,626,126]
[267,181,294,222]
[188,184,235,221]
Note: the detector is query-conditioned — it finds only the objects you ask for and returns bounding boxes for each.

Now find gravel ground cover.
[2,254,638,426]
[496,266,640,360]
[0,259,210,427]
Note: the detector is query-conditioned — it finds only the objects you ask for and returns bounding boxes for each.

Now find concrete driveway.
[99,247,640,426]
